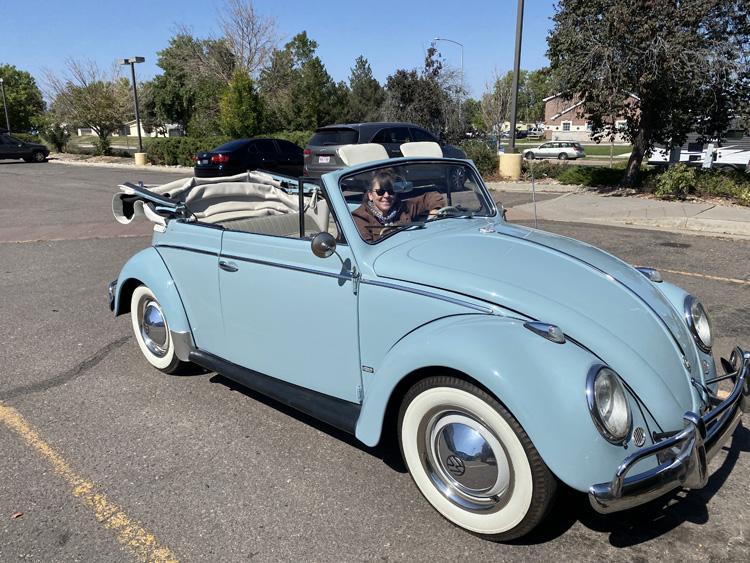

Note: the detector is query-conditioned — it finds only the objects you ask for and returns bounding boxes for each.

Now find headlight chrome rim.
[684,295,713,353]
[586,365,633,445]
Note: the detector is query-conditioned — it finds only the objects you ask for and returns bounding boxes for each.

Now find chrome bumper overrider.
[589,347,749,514]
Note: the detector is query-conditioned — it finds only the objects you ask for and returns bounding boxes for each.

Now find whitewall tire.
[398,376,556,541]
[130,285,184,374]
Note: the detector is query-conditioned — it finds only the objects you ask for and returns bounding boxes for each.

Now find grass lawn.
[69,134,141,148]
[496,141,632,158]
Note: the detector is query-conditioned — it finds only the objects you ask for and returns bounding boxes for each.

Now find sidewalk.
[488,181,750,240]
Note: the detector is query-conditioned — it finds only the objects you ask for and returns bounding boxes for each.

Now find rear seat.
[219,212,322,237]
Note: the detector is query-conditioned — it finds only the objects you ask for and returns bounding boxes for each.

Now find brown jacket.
[352,191,445,242]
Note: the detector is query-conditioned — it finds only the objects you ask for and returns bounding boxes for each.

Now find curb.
[48,158,192,174]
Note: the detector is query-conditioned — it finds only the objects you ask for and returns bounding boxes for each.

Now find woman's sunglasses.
[373,186,395,196]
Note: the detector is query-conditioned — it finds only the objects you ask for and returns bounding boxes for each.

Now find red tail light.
[303,149,311,156]
[192,155,198,163]
[210,154,230,164]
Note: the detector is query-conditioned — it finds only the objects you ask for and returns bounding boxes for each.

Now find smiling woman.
[344,161,493,243]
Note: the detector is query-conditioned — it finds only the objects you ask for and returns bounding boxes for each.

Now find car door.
[215,214,362,403]
[275,139,303,177]
[539,142,555,158]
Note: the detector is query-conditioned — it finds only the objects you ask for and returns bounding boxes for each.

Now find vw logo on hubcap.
[445,455,465,476]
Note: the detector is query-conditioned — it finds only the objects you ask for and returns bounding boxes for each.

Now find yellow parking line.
[659,268,750,286]
[0,402,178,563]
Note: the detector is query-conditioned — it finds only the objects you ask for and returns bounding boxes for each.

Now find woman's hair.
[362,169,396,203]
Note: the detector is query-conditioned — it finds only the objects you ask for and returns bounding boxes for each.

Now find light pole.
[508,0,524,153]
[118,57,145,153]
[432,37,464,122]
[0,78,10,132]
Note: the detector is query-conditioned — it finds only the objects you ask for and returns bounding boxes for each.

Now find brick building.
[543,93,638,143]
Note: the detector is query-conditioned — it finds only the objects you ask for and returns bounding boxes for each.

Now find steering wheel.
[429,206,462,220]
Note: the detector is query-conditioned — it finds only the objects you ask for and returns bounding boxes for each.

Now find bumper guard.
[589,347,749,513]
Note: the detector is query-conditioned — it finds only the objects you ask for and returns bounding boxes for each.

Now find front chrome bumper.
[589,347,749,514]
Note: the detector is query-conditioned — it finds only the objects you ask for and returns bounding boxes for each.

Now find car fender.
[113,247,192,337]
[355,314,652,491]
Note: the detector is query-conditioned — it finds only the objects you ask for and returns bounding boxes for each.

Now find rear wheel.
[130,285,187,374]
[398,376,556,541]
[557,152,568,160]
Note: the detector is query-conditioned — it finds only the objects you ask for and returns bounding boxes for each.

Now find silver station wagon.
[109,142,748,541]
[523,140,586,160]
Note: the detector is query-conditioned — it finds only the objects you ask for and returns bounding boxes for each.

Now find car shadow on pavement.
[505,421,748,546]
[579,422,749,547]
[208,373,408,473]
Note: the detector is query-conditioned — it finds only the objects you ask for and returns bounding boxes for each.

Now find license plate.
[318,156,330,164]
[200,159,208,165]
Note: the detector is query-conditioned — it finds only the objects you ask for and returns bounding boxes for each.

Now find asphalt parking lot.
[0,161,748,562]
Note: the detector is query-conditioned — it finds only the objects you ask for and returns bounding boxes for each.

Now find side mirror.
[311,232,336,258]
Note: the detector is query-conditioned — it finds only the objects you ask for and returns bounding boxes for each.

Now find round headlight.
[586,367,632,444]
[684,295,713,352]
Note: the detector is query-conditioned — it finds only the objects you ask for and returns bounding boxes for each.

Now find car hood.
[372,220,700,420]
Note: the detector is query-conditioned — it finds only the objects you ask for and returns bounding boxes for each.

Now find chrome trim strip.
[155,244,218,257]
[589,347,749,514]
[220,253,356,281]
[361,278,494,314]
[171,330,194,362]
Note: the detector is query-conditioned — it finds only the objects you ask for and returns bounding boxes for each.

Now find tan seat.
[337,143,389,166]
[400,141,442,158]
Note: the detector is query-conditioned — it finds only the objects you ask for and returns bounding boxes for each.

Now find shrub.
[39,123,70,152]
[145,136,230,166]
[522,160,567,180]
[461,139,498,176]
[93,136,111,156]
[556,165,623,187]
[11,132,43,144]
[652,163,696,199]
[269,130,314,148]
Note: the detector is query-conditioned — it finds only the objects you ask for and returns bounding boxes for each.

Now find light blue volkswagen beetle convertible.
[109,142,748,541]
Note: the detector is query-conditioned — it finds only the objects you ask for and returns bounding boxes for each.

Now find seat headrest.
[399,141,443,158]
[337,143,389,166]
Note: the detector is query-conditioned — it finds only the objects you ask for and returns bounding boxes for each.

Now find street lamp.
[0,78,10,132]
[118,57,145,153]
[432,37,464,122]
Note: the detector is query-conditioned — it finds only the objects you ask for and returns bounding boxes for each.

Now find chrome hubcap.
[140,300,168,357]
[420,410,512,513]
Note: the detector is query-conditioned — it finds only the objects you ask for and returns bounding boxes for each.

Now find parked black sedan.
[0,129,49,162]
[194,138,303,178]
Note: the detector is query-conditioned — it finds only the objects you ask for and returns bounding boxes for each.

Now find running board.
[189,349,361,434]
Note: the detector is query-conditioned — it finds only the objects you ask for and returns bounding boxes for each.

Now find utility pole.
[508,0,524,153]
[0,78,11,132]
[118,57,145,153]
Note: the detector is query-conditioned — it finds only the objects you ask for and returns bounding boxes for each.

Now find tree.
[480,71,514,134]
[46,60,131,154]
[219,69,264,137]
[259,32,346,131]
[0,65,45,132]
[382,69,445,134]
[548,0,750,186]
[153,33,234,134]
[347,56,385,122]
[218,0,277,75]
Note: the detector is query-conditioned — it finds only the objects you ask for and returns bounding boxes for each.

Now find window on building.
[562,121,572,132]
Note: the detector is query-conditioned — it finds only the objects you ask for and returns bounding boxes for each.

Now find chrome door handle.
[219,260,238,272]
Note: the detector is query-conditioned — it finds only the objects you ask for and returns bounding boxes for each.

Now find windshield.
[340,161,496,244]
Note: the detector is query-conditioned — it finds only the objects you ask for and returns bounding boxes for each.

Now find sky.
[1,0,557,99]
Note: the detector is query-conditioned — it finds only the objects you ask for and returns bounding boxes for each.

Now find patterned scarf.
[367,200,401,224]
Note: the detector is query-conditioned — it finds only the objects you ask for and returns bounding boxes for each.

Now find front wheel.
[398,376,556,541]
[524,152,535,160]
[31,151,47,163]
[130,285,187,374]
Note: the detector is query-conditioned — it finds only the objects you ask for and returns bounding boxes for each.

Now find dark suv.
[0,129,49,162]
[304,122,466,177]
